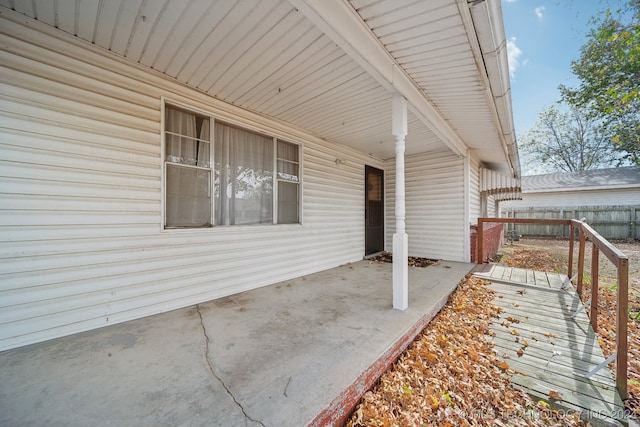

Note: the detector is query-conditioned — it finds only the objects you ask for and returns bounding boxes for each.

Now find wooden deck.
[472,265,628,424]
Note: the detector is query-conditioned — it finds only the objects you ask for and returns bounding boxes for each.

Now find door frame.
[364,165,384,255]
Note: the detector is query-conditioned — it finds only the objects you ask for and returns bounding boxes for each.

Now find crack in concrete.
[283,376,291,397]
[196,305,266,427]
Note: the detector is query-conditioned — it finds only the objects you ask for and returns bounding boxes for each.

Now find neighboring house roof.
[522,167,640,193]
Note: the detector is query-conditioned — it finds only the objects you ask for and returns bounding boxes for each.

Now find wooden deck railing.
[477,217,630,400]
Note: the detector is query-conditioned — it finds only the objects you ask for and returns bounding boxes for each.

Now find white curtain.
[276,141,299,223]
[166,108,210,167]
[214,123,273,225]
[165,107,211,227]
[278,181,299,223]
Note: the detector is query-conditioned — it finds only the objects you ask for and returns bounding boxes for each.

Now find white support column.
[392,93,408,310]
[462,151,471,262]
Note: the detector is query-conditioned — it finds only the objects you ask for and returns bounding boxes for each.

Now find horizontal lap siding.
[487,195,497,217]
[385,150,464,261]
[469,157,480,223]
[0,16,381,351]
[501,189,640,208]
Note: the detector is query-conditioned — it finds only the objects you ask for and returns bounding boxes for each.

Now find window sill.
[161,223,303,233]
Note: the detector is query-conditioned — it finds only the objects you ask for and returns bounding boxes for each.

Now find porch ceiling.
[2,0,517,171]
[352,0,508,162]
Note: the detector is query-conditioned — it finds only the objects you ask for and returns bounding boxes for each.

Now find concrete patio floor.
[0,259,473,427]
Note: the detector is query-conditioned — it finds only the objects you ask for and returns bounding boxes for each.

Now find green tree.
[520,105,617,172]
[560,0,640,164]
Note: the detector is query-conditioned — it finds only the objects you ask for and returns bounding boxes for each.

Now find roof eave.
[464,0,521,179]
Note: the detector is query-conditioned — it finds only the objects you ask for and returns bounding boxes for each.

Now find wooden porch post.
[568,223,575,279]
[477,218,484,264]
[590,244,599,332]
[617,257,629,399]
[577,229,586,295]
[392,93,408,310]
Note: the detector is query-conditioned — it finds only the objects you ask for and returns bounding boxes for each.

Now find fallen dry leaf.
[549,390,563,401]
[346,275,598,427]
[369,252,440,268]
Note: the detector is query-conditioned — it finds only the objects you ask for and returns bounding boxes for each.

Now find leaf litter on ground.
[369,252,440,268]
[346,274,588,426]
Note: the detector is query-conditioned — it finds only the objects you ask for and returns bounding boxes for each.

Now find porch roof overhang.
[3,0,520,178]
[480,168,522,202]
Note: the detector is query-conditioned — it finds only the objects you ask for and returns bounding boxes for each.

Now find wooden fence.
[501,205,639,240]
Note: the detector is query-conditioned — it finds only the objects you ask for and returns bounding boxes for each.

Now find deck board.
[491,334,616,384]
[473,265,627,424]
[534,270,549,287]
[510,267,527,284]
[547,273,565,289]
[526,269,536,285]
[473,266,566,291]
[491,265,506,279]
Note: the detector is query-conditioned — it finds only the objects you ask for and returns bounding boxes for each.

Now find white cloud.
[504,0,517,2]
[506,36,523,78]
[534,6,545,21]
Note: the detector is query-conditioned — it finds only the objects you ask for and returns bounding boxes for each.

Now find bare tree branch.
[520,104,618,173]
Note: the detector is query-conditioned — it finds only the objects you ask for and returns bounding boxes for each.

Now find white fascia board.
[290,0,468,157]
[460,0,520,179]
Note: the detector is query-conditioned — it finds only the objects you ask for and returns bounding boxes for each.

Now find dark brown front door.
[365,166,384,255]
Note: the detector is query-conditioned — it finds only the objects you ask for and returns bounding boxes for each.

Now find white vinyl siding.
[487,195,497,218]
[0,15,383,351]
[500,188,640,209]
[469,157,481,224]
[385,149,465,261]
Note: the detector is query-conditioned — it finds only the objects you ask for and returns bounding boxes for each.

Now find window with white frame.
[164,104,300,228]
[276,140,300,224]
[165,106,212,227]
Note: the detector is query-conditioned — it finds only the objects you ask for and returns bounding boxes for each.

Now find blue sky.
[502,0,609,137]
